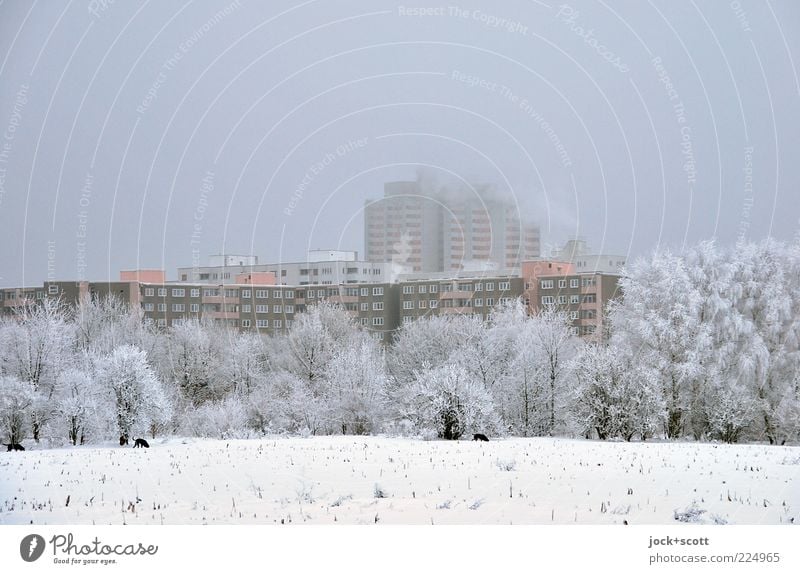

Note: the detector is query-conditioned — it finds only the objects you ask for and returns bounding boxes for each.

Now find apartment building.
[364,181,444,275]
[365,181,540,276]
[521,260,621,339]
[177,251,392,286]
[2,264,620,342]
[549,239,627,274]
[443,198,540,272]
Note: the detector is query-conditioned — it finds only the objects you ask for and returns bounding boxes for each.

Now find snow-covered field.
[1,437,798,525]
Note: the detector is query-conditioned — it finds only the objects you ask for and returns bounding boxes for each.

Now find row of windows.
[542,294,597,305]
[401,281,511,296]
[540,278,596,290]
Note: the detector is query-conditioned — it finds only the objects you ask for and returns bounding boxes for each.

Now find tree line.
[0,239,797,446]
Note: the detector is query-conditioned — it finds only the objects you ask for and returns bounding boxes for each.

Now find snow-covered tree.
[55,369,103,445]
[527,307,581,435]
[0,375,35,444]
[326,335,386,434]
[164,318,225,405]
[400,363,499,440]
[0,298,74,442]
[97,345,172,439]
[610,250,709,438]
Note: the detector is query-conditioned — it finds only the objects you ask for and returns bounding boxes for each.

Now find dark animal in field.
[133,438,149,448]
[473,433,489,442]
[4,443,25,451]
[119,435,129,446]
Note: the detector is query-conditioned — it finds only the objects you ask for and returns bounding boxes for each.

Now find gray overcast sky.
[0,0,798,287]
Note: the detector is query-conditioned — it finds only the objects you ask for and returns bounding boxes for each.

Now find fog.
[0,0,798,286]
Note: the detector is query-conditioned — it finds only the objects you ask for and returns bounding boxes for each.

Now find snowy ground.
[1,436,798,525]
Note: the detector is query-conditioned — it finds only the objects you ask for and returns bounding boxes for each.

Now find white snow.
[1,436,798,525]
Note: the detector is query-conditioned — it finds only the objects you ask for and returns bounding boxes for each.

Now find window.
[158,288,167,297]
[241,319,251,327]
[474,283,483,292]
[284,305,294,314]
[557,295,567,304]
[273,320,282,328]
[403,301,414,310]
[256,290,268,298]
[307,290,315,299]
[373,302,384,311]
[158,303,167,312]
[499,297,511,305]
[581,309,597,319]
[403,316,412,324]
[360,302,369,311]
[418,285,427,294]
[145,288,154,297]
[570,295,580,304]
[241,304,251,313]
[157,318,166,327]
[172,289,185,297]
[190,303,200,312]
[582,294,597,303]
[372,317,384,326]
[458,283,473,291]
[582,277,596,287]
[143,303,154,311]
[441,284,452,292]
[429,300,439,309]
[274,290,283,299]
[256,305,268,313]
[558,279,567,289]
[224,289,237,298]
[542,296,555,305]
[172,304,185,312]
[360,287,369,296]
[284,290,295,299]
[204,288,219,297]
[485,297,495,307]
[345,287,359,297]
[256,319,269,328]
[273,305,283,313]
[418,300,427,309]
[191,288,200,298]
[485,282,494,291]
[373,287,384,296]
[199,273,209,280]
[360,317,369,326]
[240,289,251,298]
[474,298,483,307]
[499,281,510,291]
[429,285,438,293]
[570,311,579,320]
[540,280,554,289]
[403,285,414,294]
[570,278,579,288]
[317,289,325,298]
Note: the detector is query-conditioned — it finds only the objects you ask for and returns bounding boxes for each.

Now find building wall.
[177,260,391,286]
[2,270,619,342]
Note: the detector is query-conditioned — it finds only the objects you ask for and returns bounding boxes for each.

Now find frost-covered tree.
[611,251,709,438]
[571,343,662,441]
[387,314,484,389]
[164,318,224,405]
[0,298,73,442]
[0,376,35,444]
[327,336,386,434]
[55,369,104,445]
[97,345,172,439]
[400,363,499,440]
